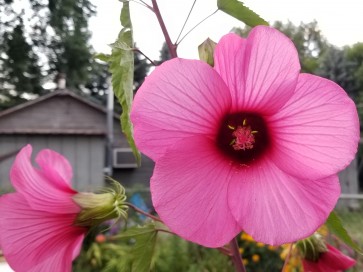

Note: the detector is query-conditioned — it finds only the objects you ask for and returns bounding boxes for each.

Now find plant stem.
[282,243,293,272]
[175,0,197,44]
[218,246,232,256]
[130,0,153,11]
[151,0,178,58]
[229,237,246,272]
[133,48,157,66]
[177,9,218,45]
[155,228,175,235]
[125,202,162,222]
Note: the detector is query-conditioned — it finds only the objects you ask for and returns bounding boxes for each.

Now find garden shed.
[0,89,154,191]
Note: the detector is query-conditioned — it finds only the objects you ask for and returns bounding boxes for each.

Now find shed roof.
[0,90,119,135]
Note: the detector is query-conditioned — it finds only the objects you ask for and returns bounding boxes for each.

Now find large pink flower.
[0,145,86,272]
[302,244,356,272]
[131,26,359,247]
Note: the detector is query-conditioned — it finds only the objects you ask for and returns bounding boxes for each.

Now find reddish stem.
[229,237,246,272]
[151,0,178,58]
[282,243,293,272]
[126,203,162,222]
[218,246,233,256]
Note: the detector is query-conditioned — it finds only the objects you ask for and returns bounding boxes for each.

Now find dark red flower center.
[216,112,270,165]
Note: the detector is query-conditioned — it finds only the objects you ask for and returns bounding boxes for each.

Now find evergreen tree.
[0,0,104,109]
[317,46,359,100]
[232,21,328,73]
[158,42,171,64]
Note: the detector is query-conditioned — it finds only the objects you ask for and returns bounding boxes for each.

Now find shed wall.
[0,135,105,191]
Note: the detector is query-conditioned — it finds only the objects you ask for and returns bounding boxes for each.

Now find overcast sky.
[89,0,363,60]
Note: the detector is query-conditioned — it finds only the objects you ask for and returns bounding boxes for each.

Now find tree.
[0,5,43,109]
[0,0,104,109]
[346,43,363,97]
[273,21,328,73]
[158,42,171,64]
[232,21,328,73]
[317,46,359,100]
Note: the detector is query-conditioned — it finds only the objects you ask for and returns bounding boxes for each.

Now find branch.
[126,202,162,222]
[151,0,178,58]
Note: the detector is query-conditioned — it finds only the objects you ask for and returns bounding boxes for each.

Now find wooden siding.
[338,157,360,208]
[113,154,155,188]
[0,95,108,134]
[0,135,105,191]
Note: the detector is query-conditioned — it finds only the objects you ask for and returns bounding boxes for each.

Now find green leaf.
[95,53,110,62]
[109,2,141,165]
[325,211,363,254]
[117,223,159,272]
[198,38,217,67]
[110,40,133,51]
[217,0,268,27]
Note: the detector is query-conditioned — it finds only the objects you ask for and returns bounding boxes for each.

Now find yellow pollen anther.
[251,131,258,134]
[229,139,236,145]
[228,125,235,130]
[243,119,247,126]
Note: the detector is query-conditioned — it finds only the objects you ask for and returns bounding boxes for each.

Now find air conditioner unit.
[113,148,139,168]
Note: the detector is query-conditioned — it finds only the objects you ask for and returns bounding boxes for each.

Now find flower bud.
[73,182,128,227]
[296,233,327,262]
[198,38,217,66]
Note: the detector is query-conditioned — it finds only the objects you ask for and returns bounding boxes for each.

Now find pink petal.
[35,148,74,188]
[228,158,340,245]
[214,33,247,105]
[269,74,360,180]
[10,145,80,214]
[0,194,86,272]
[151,135,240,247]
[131,58,231,161]
[322,244,356,269]
[214,26,300,114]
[303,245,356,272]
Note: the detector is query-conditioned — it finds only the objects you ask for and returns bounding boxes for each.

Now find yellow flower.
[240,232,254,242]
[317,225,329,237]
[280,251,287,260]
[252,254,260,262]
[242,259,249,266]
[239,248,244,254]
[268,245,276,251]
[256,242,265,247]
[280,243,293,260]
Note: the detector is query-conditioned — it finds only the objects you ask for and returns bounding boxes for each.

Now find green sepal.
[73,181,128,227]
[217,0,269,27]
[296,234,327,262]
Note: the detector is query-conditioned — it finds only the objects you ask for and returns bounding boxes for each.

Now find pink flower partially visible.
[131,26,359,247]
[0,145,86,272]
[303,244,356,272]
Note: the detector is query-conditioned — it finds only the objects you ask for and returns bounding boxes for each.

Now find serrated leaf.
[198,38,217,66]
[325,211,362,254]
[95,53,111,62]
[217,0,268,27]
[117,223,158,272]
[109,2,141,165]
[110,40,133,51]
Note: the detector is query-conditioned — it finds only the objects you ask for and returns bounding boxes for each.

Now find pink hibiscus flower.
[0,145,127,272]
[0,145,86,272]
[302,244,356,272]
[131,26,359,247]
